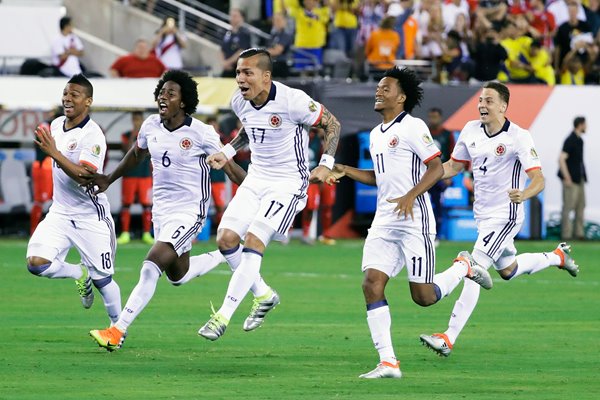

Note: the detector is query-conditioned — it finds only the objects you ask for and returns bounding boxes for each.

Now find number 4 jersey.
[451,119,542,223]
[137,115,221,219]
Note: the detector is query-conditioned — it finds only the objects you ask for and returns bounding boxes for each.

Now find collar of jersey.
[480,118,510,138]
[250,82,277,110]
[162,115,192,132]
[62,115,90,132]
[380,111,407,133]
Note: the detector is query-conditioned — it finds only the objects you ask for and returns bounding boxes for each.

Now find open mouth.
[63,104,74,112]
[480,111,489,117]
[158,102,168,113]
[240,87,249,95]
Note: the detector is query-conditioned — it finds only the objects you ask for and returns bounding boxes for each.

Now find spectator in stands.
[559,39,599,84]
[554,2,593,73]
[584,0,600,36]
[220,8,252,78]
[287,0,330,72]
[525,0,557,49]
[475,0,509,32]
[548,0,587,27]
[441,0,470,33]
[152,17,187,70]
[498,19,541,83]
[418,0,444,62]
[390,0,420,59]
[329,0,360,59]
[426,107,454,241]
[365,16,400,76]
[266,12,293,78]
[110,39,166,78]
[117,111,153,245]
[439,30,472,82]
[528,39,556,85]
[558,116,587,240]
[355,0,386,77]
[469,27,507,82]
[51,16,84,78]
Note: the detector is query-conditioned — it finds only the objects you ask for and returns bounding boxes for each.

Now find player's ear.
[397,93,406,104]
[85,97,93,107]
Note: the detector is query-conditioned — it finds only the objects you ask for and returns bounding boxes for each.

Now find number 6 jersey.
[137,115,221,219]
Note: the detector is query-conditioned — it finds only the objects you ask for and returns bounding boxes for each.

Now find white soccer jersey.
[137,115,221,219]
[155,33,185,69]
[49,115,111,219]
[51,33,84,77]
[231,81,323,194]
[370,112,441,234]
[452,119,542,223]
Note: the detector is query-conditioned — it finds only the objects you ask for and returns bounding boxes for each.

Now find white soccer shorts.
[473,219,523,270]
[153,213,205,257]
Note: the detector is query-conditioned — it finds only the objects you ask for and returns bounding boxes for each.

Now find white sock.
[115,260,162,332]
[366,305,396,363]
[168,250,225,286]
[221,245,270,298]
[510,252,561,279]
[432,259,468,298]
[218,251,262,320]
[95,279,122,324]
[39,260,82,279]
[445,278,480,344]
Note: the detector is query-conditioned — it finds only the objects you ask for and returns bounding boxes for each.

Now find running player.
[26,74,122,326]
[198,48,341,340]
[87,70,247,351]
[326,67,493,379]
[419,81,579,357]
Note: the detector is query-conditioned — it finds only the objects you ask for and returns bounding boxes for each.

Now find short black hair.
[153,70,199,115]
[483,81,510,106]
[383,67,423,113]
[429,107,443,115]
[239,48,273,72]
[60,16,71,31]
[574,116,586,128]
[67,73,93,97]
[132,110,144,118]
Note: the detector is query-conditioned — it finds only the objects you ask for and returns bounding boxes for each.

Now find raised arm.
[207,127,250,170]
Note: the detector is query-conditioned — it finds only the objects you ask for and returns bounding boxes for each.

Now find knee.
[362,277,384,299]
[216,229,240,250]
[26,257,50,276]
[411,292,437,307]
[92,276,112,289]
[498,269,512,281]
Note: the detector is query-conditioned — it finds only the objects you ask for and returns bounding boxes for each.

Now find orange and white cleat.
[457,251,493,290]
[553,242,579,277]
[358,360,402,379]
[90,326,127,352]
[420,333,453,357]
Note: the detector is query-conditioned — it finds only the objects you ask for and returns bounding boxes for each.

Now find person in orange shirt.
[365,16,400,74]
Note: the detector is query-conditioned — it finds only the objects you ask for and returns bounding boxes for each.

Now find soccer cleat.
[458,251,493,290]
[117,231,131,245]
[89,326,126,352]
[358,361,402,379]
[141,232,154,245]
[75,264,94,309]
[420,333,453,357]
[553,242,579,277]
[318,235,337,245]
[243,289,281,331]
[198,304,229,341]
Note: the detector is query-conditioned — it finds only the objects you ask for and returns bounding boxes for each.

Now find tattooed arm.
[207,127,249,170]
[309,105,341,183]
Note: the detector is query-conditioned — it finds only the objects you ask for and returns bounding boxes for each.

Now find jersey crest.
[495,143,506,156]
[269,113,282,128]
[179,137,192,150]
[388,135,399,148]
[67,139,78,151]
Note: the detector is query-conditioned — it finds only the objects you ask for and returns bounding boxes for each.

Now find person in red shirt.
[527,0,557,48]
[109,39,166,78]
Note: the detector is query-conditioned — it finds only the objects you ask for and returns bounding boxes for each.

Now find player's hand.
[207,152,228,170]
[325,164,345,185]
[508,188,524,204]
[34,125,59,158]
[309,165,330,183]
[387,195,415,221]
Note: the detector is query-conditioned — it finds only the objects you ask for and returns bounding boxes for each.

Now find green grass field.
[0,239,598,400]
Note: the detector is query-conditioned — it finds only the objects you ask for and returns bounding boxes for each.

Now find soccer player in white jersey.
[419,81,579,357]
[87,70,247,351]
[198,48,341,340]
[326,67,493,379]
[26,74,122,326]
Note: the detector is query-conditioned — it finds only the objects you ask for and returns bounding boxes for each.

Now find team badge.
[495,143,506,156]
[388,135,399,148]
[269,113,282,128]
[179,137,192,150]
[91,144,101,156]
[422,133,433,146]
[67,139,78,151]
[530,148,539,158]
[308,101,318,112]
